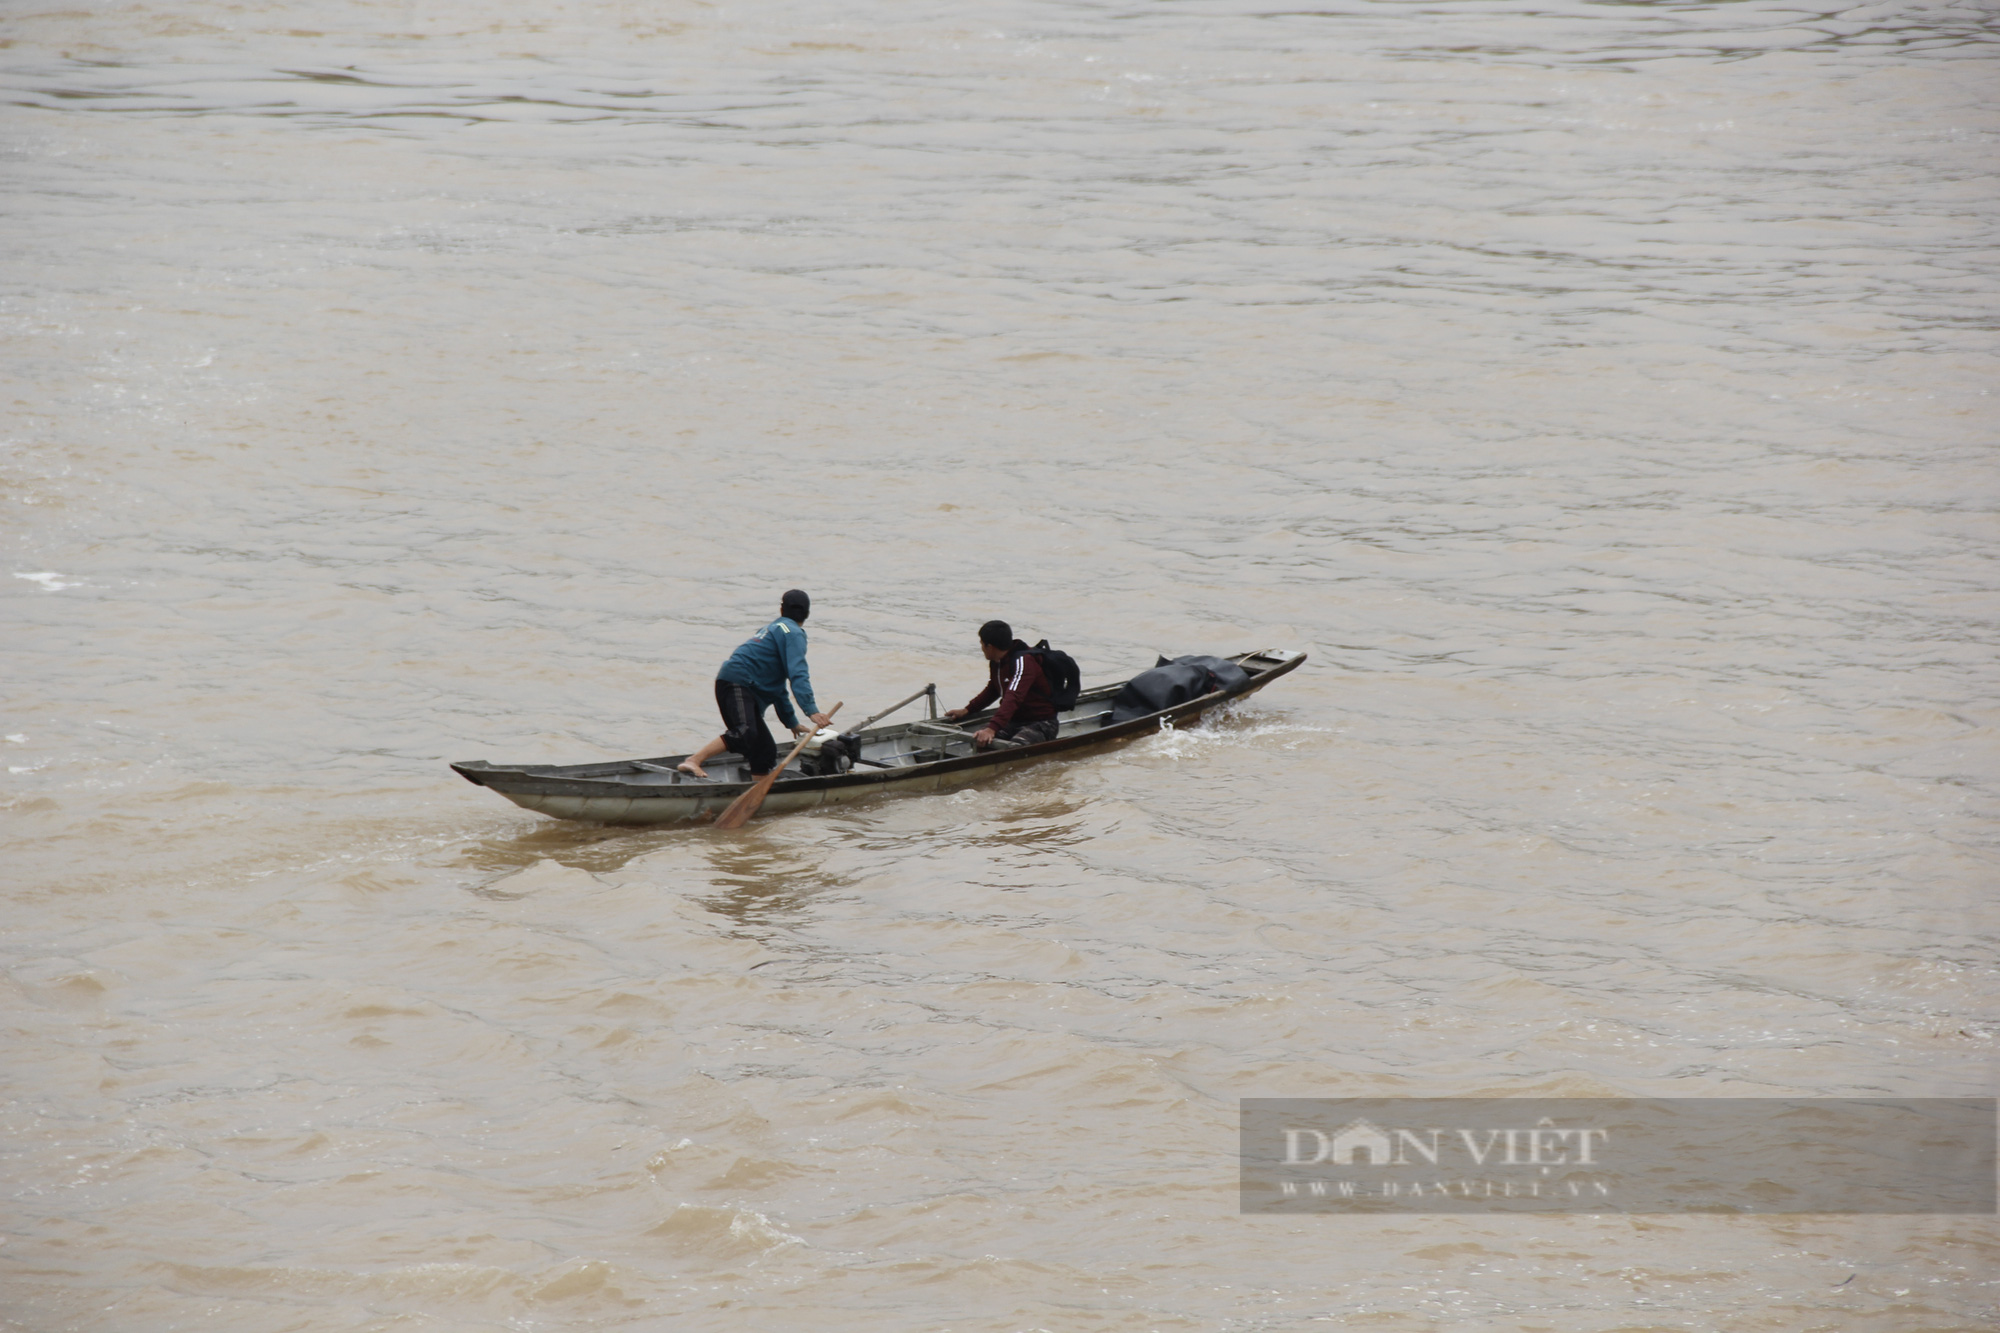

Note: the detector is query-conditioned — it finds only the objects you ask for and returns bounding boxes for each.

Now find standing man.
[678,590,832,779]
[943,619,1060,749]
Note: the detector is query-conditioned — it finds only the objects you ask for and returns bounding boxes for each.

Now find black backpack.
[1027,639,1081,711]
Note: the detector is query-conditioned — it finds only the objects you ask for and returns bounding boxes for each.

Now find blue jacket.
[717,616,818,729]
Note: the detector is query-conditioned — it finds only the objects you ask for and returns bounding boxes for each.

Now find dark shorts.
[715,680,777,775]
[992,715,1060,748]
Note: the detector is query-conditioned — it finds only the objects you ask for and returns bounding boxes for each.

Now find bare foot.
[676,761,708,779]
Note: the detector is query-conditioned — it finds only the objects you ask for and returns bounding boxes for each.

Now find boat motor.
[798,727,851,776]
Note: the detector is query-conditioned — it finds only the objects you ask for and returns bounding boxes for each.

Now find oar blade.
[712,771,777,829]
[710,701,841,830]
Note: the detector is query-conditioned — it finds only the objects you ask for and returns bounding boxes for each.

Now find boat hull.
[452,648,1305,826]
[491,756,979,824]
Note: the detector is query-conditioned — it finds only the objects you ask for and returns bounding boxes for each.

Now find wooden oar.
[712,701,842,830]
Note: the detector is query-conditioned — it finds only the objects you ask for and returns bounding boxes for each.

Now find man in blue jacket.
[678,590,832,779]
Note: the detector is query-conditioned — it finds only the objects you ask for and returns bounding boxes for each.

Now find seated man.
[678,589,832,779]
[943,619,1060,749]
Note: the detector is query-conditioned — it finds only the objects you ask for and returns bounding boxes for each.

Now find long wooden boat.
[450,648,1306,825]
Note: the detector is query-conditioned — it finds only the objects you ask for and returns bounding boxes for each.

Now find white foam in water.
[12,571,74,590]
[1139,703,1333,761]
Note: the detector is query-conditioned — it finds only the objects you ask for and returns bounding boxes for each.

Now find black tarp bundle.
[1108,655,1250,724]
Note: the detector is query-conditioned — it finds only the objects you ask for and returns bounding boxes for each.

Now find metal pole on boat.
[853,684,939,732]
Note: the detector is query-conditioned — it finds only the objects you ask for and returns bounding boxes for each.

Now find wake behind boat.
[451,648,1306,825]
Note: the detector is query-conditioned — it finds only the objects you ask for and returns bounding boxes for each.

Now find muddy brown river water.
[4,0,1998,1328]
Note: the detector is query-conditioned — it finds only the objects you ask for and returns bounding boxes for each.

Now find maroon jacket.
[964,641,1057,732]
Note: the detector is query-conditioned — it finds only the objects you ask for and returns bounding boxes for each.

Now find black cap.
[978,619,1011,649]
[781,589,810,621]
